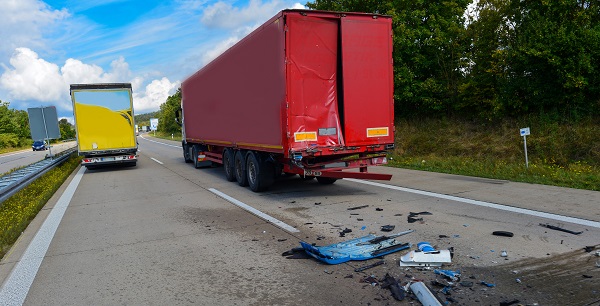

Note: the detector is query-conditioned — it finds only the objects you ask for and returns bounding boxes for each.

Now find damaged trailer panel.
[180,10,394,191]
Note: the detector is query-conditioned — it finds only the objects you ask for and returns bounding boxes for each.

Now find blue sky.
[0,0,306,121]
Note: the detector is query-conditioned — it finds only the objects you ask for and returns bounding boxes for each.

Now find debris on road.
[408,211,431,224]
[539,223,583,235]
[409,281,443,306]
[348,205,369,210]
[281,247,304,256]
[434,269,461,281]
[479,281,496,287]
[300,231,413,264]
[400,249,452,267]
[492,231,514,237]
[354,260,385,272]
[499,299,520,306]
[381,273,406,301]
[381,225,395,232]
[339,228,352,237]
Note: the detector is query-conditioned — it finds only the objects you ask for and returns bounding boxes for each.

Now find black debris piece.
[380,273,405,301]
[350,213,359,215]
[380,225,395,232]
[446,296,458,303]
[394,213,403,216]
[277,238,287,242]
[499,299,520,306]
[290,201,296,203]
[281,247,304,256]
[492,231,514,237]
[539,223,583,235]
[583,246,595,252]
[409,211,433,216]
[408,217,423,223]
[360,275,379,285]
[582,274,593,278]
[357,218,364,221]
[304,222,313,225]
[314,202,321,205]
[344,274,354,278]
[387,199,391,201]
[439,235,449,238]
[376,208,383,211]
[430,280,447,288]
[316,235,325,240]
[354,260,385,272]
[460,281,473,287]
[348,205,369,210]
[339,228,353,237]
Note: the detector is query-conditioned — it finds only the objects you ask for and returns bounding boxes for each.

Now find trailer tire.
[223,149,236,182]
[234,150,248,186]
[246,151,274,192]
[183,143,192,163]
[316,177,338,184]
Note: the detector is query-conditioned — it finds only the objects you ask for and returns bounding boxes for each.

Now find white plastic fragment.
[400,250,452,267]
[410,281,443,306]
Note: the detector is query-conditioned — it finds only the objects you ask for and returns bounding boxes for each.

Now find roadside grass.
[390,117,600,191]
[0,145,30,155]
[143,131,180,142]
[0,154,82,259]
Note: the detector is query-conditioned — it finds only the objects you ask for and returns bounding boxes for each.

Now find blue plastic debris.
[300,230,414,264]
[434,269,461,281]
[480,281,496,287]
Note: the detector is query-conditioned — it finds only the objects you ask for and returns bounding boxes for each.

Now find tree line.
[0,101,75,149]
[305,0,599,121]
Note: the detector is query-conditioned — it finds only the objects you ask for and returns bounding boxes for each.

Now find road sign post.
[520,127,530,168]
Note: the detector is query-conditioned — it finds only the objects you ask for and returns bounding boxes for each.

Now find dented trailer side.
[180,10,394,192]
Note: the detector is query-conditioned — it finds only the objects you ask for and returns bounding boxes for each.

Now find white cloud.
[0,0,69,62]
[0,47,177,114]
[133,77,180,114]
[200,0,303,29]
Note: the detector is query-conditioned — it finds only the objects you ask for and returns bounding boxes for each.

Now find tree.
[157,88,181,135]
[58,118,76,140]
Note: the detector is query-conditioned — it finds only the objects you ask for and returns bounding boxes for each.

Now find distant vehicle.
[32,140,46,151]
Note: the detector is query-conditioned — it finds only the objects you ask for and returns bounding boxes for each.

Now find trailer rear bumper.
[82,154,137,166]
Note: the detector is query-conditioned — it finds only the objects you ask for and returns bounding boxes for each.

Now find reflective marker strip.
[151,158,163,165]
[293,132,317,142]
[209,188,299,233]
[346,178,600,228]
[0,166,86,305]
[367,127,389,137]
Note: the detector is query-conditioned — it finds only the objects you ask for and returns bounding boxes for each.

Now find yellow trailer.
[70,83,138,168]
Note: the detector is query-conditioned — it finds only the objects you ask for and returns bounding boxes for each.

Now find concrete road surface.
[0,135,598,305]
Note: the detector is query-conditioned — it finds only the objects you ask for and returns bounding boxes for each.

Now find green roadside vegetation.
[0,154,82,259]
[390,117,599,191]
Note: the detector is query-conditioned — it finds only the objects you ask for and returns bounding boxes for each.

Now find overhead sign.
[27,106,61,141]
[150,118,158,131]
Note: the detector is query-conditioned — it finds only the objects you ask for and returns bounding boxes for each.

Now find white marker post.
[520,127,530,168]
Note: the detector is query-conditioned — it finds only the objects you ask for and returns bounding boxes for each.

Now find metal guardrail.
[0,148,77,205]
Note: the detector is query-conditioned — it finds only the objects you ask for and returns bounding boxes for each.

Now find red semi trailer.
[179,9,395,192]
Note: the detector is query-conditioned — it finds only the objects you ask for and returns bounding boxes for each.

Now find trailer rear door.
[339,16,394,146]
[286,15,345,151]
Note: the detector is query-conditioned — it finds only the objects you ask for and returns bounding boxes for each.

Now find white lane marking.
[150,158,163,165]
[0,150,30,159]
[139,135,180,148]
[346,178,600,229]
[0,166,86,305]
[209,188,299,233]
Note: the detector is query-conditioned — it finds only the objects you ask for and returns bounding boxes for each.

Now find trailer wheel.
[183,143,192,163]
[234,150,248,186]
[316,177,338,185]
[246,151,274,192]
[223,149,236,182]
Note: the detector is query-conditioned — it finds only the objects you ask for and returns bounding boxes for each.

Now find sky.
[0,0,306,123]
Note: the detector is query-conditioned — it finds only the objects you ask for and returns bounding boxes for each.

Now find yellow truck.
[70,83,138,168]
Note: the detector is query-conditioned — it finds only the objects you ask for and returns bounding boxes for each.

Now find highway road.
[0,142,77,175]
[0,135,598,305]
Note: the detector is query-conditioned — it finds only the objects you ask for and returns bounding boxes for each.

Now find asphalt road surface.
[0,142,77,175]
[0,135,598,305]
